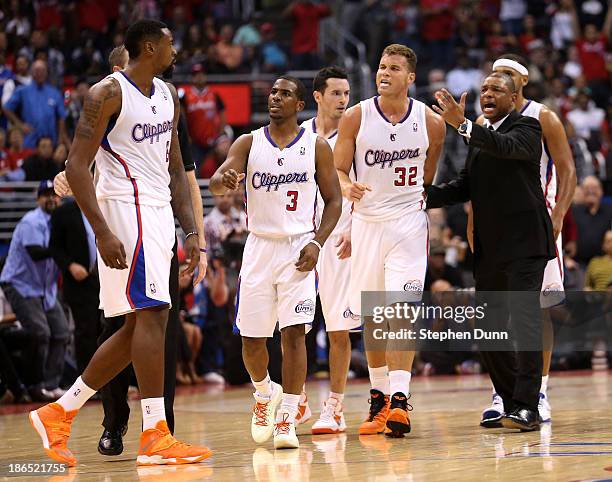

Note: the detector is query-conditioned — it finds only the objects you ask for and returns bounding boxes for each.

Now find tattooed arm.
[167,83,199,276]
[65,77,128,269]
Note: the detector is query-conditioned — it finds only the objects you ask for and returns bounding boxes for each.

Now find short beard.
[162,64,174,80]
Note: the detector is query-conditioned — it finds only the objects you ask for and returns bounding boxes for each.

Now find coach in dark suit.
[50,197,102,374]
[426,72,556,431]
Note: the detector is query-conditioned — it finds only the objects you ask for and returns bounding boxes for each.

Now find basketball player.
[52,44,208,454]
[28,20,212,466]
[295,66,356,434]
[479,54,576,427]
[209,76,342,448]
[335,44,445,437]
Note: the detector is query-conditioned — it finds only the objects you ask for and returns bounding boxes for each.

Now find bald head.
[486,72,516,93]
[31,60,48,85]
[582,175,603,210]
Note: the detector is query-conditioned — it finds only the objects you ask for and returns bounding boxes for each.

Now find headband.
[492,59,528,76]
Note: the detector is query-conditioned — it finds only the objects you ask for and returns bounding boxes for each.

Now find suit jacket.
[426,111,556,266]
[50,199,100,305]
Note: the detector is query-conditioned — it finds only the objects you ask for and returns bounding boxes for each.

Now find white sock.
[141,397,166,431]
[389,370,412,396]
[492,385,497,395]
[541,375,549,394]
[329,391,344,403]
[252,373,272,398]
[277,393,300,424]
[368,365,390,394]
[56,376,96,412]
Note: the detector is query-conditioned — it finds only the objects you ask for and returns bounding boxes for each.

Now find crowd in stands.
[0,0,610,402]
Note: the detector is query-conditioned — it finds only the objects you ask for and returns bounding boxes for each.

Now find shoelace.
[254,401,269,426]
[367,396,386,422]
[391,393,414,412]
[275,413,291,435]
[47,417,72,440]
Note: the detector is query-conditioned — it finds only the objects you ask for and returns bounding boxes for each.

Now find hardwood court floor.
[1,371,612,481]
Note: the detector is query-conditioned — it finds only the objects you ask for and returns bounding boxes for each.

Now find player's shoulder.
[163,81,179,103]
[537,104,563,132]
[338,103,362,134]
[234,133,254,150]
[89,75,121,99]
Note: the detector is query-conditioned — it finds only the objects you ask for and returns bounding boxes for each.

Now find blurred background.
[0,0,610,403]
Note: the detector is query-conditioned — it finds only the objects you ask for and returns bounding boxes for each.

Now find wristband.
[185,231,198,240]
[308,240,323,250]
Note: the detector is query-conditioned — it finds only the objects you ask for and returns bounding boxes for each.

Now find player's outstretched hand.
[97,231,128,269]
[54,171,72,197]
[336,231,351,259]
[182,234,200,278]
[343,182,371,203]
[221,169,245,191]
[295,242,319,272]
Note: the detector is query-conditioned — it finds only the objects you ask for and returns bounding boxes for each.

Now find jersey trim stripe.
[373,96,413,124]
[543,141,554,210]
[311,118,338,139]
[520,100,532,114]
[311,186,318,230]
[119,71,155,98]
[233,275,241,334]
[101,143,168,311]
[263,126,305,149]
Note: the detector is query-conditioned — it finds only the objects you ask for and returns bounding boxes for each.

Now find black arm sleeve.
[178,112,195,172]
[25,245,53,261]
[469,117,543,161]
[425,166,471,209]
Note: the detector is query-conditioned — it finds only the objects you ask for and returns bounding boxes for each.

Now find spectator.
[565,120,595,183]
[445,53,481,98]
[0,180,69,401]
[176,264,204,385]
[572,176,612,266]
[585,231,612,291]
[1,55,31,109]
[571,5,611,107]
[567,89,605,144]
[562,46,583,81]
[18,30,65,88]
[0,51,14,130]
[70,37,105,77]
[179,64,231,175]
[233,15,262,48]
[499,0,526,35]
[210,24,244,72]
[259,23,288,73]
[550,0,577,49]
[22,137,61,182]
[3,60,69,149]
[282,0,330,70]
[65,79,90,139]
[0,127,33,182]
[518,15,537,53]
[420,0,459,69]
[424,241,465,290]
[204,192,248,256]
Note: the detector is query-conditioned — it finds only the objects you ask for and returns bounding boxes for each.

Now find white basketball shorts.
[349,210,429,316]
[317,232,361,332]
[235,232,317,338]
[98,199,175,317]
[540,233,565,308]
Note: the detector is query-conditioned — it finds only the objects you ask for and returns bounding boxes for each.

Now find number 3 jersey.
[245,125,318,237]
[353,96,429,221]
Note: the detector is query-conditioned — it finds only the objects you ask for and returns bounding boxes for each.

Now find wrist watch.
[457,119,470,135]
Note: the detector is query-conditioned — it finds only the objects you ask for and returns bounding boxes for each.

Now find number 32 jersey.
[245,125,318,237]
[353,96,429,221]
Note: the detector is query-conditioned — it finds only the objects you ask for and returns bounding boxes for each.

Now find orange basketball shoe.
[29,403,78,466]
[358,389,390,435]
[385,392,412,438]
[137,421,213,465]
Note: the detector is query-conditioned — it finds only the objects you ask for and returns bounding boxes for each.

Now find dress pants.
[475,256,548,412]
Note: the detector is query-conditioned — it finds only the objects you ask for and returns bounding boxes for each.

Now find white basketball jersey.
[520,99,557,210]
[245,125,318,237]
[353,96,429,221]
[301,117,353,234]
[96,72,174,207]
